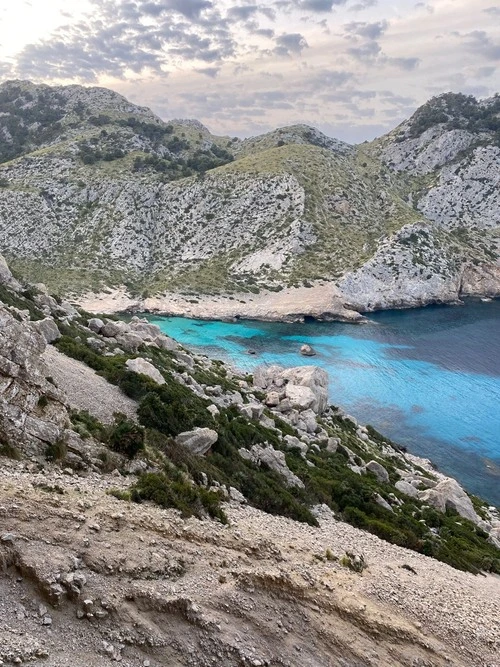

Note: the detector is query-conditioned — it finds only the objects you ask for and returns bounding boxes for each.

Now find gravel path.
[42,345,137,423]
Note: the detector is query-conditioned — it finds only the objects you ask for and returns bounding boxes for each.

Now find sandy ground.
[42,345,137,423]
[77,283,365,323]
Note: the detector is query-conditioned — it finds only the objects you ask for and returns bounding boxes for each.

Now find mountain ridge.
[0,81,498,319]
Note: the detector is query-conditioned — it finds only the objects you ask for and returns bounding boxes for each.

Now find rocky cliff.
[0,82,498,318]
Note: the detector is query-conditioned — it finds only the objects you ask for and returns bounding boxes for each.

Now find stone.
[285,384,318,412]
[229,487,246,503]
[395,480,419,499]
[300,344,316,356]
[101,321,126,337]
[365,460,390,484]
[207,404,220,417]
[125,358,165,385]
[115,332,144,353]
[0,254,22,290]
[129,322,162,340]
[86,336,106,351]
[374,494,393,512]
[283,435,308,456]
[87,318,104,333]
[155,334,178,351]
[418,478,481,524]
[238,403,264,420]
[281,366,329,414]
[265,391,280,407]
[326,437,340,453]
[175,428,218,456]
[239,444,304,488]
[31,318,61,343]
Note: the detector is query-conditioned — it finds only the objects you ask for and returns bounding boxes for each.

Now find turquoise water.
[149,300,500,505]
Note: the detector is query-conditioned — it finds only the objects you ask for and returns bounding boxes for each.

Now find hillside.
[1,254,500,665]
[0,82,498,317]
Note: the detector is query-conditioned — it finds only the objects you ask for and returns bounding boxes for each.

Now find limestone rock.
[418,478,481,524]
[115,332,144,353]
[87,318,104,333]
[31,318,61,344]
[125,358,165,385]
[175,428,218,456]
[0,254,21,291]
[395,480,419,499]
[365,460,390,484]
[300,344,316,357]
[239,444,304,488]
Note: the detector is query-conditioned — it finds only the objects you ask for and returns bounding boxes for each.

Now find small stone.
[42,615,53,626]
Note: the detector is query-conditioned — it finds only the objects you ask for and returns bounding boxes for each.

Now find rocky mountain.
[1,253,500,665]
[0,81,498,318]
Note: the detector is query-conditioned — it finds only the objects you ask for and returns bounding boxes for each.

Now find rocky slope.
[1,254,500,665]
[0,81,498,318]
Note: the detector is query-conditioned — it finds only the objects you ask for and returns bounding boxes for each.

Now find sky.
[0,0,499,143]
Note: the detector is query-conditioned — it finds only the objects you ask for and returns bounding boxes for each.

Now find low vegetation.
[52,314,500,575]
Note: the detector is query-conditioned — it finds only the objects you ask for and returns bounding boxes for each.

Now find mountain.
[0,81,498,317]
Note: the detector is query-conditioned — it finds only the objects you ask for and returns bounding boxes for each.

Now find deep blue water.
[148,300,500,506]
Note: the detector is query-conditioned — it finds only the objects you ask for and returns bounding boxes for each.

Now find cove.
[148,300,500,506]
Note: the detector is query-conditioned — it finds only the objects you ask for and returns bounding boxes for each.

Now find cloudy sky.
[0,0,499,142]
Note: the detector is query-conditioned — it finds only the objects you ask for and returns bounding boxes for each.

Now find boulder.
[87,318,104,333]
[129,322,162,341]
[239,444,304,488]
[0,254,21,291]
[115,333,144,354]
[101,321,126,338]
[125,358,165,385]
[283,435,308,457]
[365,460,390,484]
[31,318,61,344]
[155,335,178,351]
[281,366,329,414]
[86,337,106,352]
[374,493,393,512]
[395,480,419,499]
[326,437,340,453]
[175,428,218,456]
[238,403,264,421]
[265,391,280,407]
[300,344,316,357]
[418,478,481,524]
[285,384,317,412]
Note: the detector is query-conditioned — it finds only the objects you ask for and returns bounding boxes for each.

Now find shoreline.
[76,283,500,326]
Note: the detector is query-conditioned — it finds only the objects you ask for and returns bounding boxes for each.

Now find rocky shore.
[1,255,500,665]
[77,283,365,323]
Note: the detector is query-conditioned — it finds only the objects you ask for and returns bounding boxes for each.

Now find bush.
[131,471,227,523]
[108,416,145,459]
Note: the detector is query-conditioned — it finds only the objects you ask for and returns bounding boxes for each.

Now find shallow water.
[149,300,500,505]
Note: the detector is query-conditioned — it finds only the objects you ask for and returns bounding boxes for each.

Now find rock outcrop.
[175,428,218,456]
[255,364,329,415]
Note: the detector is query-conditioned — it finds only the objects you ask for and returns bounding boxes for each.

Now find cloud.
[483,6,500,16]
[387,56,420,71]
[460,31,500,61]
[344,20,388,40]
[273,32,308,55]
[195,66,220,77]
[349,0,377,11]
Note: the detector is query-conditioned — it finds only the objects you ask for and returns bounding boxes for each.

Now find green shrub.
[108,416,145,459]
[131,471,227,523]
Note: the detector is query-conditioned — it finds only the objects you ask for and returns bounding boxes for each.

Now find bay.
[149,300,500,506]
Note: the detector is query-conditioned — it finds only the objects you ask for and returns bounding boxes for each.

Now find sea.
[148,299,500,506]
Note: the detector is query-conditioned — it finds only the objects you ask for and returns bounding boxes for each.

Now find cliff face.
[0,83,498,316]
